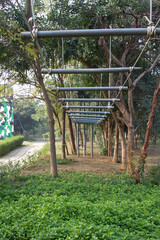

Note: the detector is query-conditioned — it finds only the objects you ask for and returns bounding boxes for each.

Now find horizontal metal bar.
[66,111,110,114]
[21,28,160,39]
[63,105,114,109]
[42,67,140,74]
[73,118,100,122]
[72,120,97,125]
[59,98,120,102]
[70,117,104,120]
[72,118,100,123]
[72,119,103,125]
[69,114,107,118]
[52,86,128,91]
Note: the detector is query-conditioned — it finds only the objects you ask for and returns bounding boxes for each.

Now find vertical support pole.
[91,125,93,158]
[83,124,86,156]
[108,26,113,157]
[77,123,80,157]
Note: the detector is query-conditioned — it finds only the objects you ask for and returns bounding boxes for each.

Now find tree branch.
[133,53,160,89]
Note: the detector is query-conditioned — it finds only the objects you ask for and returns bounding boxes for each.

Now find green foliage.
[95,125,107,155]
[42,132,49,140]
[146,164,160,185]
[56,157,75,164]
[0,151,41,183]
[14,100,49,138]
[0,173,160,239]
[0,135,24,157]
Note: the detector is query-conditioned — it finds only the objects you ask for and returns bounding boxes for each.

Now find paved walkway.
[0,141,46,166]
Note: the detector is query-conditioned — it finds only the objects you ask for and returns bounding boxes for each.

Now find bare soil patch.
[22,144,160,175]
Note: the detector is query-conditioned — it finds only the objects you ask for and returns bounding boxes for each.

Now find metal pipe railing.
[52,86,128,91]
[72,119,101,125]
[42,67,140,74]
[69,114,107,118]
[66,111,110,114]
[63,105,114,109]
[70,116,104,120]
[21,28,160,39]
[59,98,120,102]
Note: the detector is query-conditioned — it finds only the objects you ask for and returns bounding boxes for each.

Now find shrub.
[147,163,160,185]
[0,135,24,157]
[57,157,75,164]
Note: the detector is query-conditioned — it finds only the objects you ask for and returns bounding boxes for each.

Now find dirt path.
[0,141,46,166]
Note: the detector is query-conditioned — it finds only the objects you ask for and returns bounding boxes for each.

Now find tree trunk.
[111,110,126,166]
[52,107,69,156]
[68,116,76,154]
[100,125,106,148]
[135,74,160,184]
[127,125,135,175]
[113,122,119,163]
[79,125,83,147]
[74,123,77,147]
[102,122,108,149]
[62,108,66,159]
[35,58,58,177]
[118,123,126,167]
[26,0,57,177]
[108,119,112,157]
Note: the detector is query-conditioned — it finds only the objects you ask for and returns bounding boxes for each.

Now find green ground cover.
[0,173,160,240]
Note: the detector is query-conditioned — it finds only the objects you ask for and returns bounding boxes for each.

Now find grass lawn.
[0,172,160,240]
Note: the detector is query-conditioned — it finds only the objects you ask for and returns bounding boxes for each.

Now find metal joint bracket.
[119,86,123,91]
[147,25,156,37]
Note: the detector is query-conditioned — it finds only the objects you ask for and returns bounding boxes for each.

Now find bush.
[57,157,75,164]
[147,163,160,185]
[0,135,24,157]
